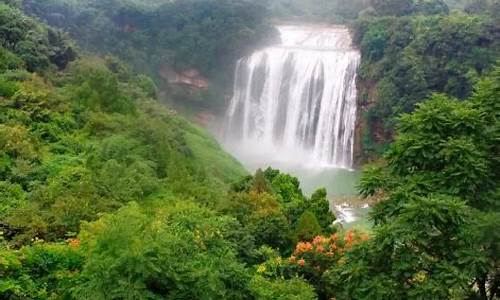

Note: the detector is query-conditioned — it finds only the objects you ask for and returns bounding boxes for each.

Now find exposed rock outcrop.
[159,66,209,90]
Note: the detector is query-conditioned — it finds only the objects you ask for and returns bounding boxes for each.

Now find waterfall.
[223,25,360,169]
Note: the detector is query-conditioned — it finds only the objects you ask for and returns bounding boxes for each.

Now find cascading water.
[223,25,360,170]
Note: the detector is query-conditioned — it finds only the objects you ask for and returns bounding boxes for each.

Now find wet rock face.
[195,111,217,127]
[353,75,392,165]
[160,66,210,90]
[353,77,376,167]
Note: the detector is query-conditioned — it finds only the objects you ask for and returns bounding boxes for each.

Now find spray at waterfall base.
[223,25,360,170]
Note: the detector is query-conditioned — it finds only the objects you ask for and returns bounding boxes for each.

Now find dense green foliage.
[0,50,247,245]
[266,0,371,22]
[249,275,317,300]
[220,168,336,261]
[339,69,499,299]
[22,0,274,80]
[0,3,75,72]
[20,0,276,113]
[2,1,499,299]
[74,202,250,299]
[354,1,500,158]
[246,68,499,300]
[0,1,245,244]
[265,0,464,22]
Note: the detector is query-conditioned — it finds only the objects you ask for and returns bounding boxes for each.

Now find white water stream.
[222,25,364,225]
[223,25,360,169]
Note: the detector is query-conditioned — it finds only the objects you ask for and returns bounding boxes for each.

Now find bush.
[74,202,251,299]
[293,211,322,242]
[249,276,317,300]
[0,242,83,299]
[68,59,136,115]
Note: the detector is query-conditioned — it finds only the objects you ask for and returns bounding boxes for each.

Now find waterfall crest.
[223,25,360,169]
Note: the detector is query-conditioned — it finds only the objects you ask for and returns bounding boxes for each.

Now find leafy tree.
[0,47,23,72]
[74,202,251,299]
[346,69,500,299]
[252,168,272,194]
[68,59,136,115]
[371,0,414,15]
[287,231,368,299]
[263,167,308,225]
[414,0,450,14]
[223,190,290,254]
[0,4,75,71]
[0,241,83,299]
[135,74,157,98]
[355,12,499,156]
[323,196,478,299]
[307,188,335,230]
[0,181,25,218]
[293,211,322,242]
[248,191,291,250]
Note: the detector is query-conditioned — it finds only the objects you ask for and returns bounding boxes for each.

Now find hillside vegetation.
[21,0,500,154]
[354,2,500,157]
[21,0,276,112]
[0,3,247,245]
[1,7,335,299]
[0,1,499,299]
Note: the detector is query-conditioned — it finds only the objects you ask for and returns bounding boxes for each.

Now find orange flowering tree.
[284,230,369,297]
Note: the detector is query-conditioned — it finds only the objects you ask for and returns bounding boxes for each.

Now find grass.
[179,118,248,187]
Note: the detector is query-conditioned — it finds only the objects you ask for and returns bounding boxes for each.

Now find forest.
[0,0,499,299]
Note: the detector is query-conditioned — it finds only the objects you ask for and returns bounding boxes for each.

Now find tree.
[263,167,307,225]
[414,0,449,14]
[74,202,251,299]
[349,69,500,299]
[224,190,291,252]
[0,4,75,71]
[371,0,414,15]
[293,211,322,242]
[307,188,335,230]
[252,168,272,194]
[324,196,478,299]
[0,242,83,299]
[249,230,369,299]
[68,59,136,115]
